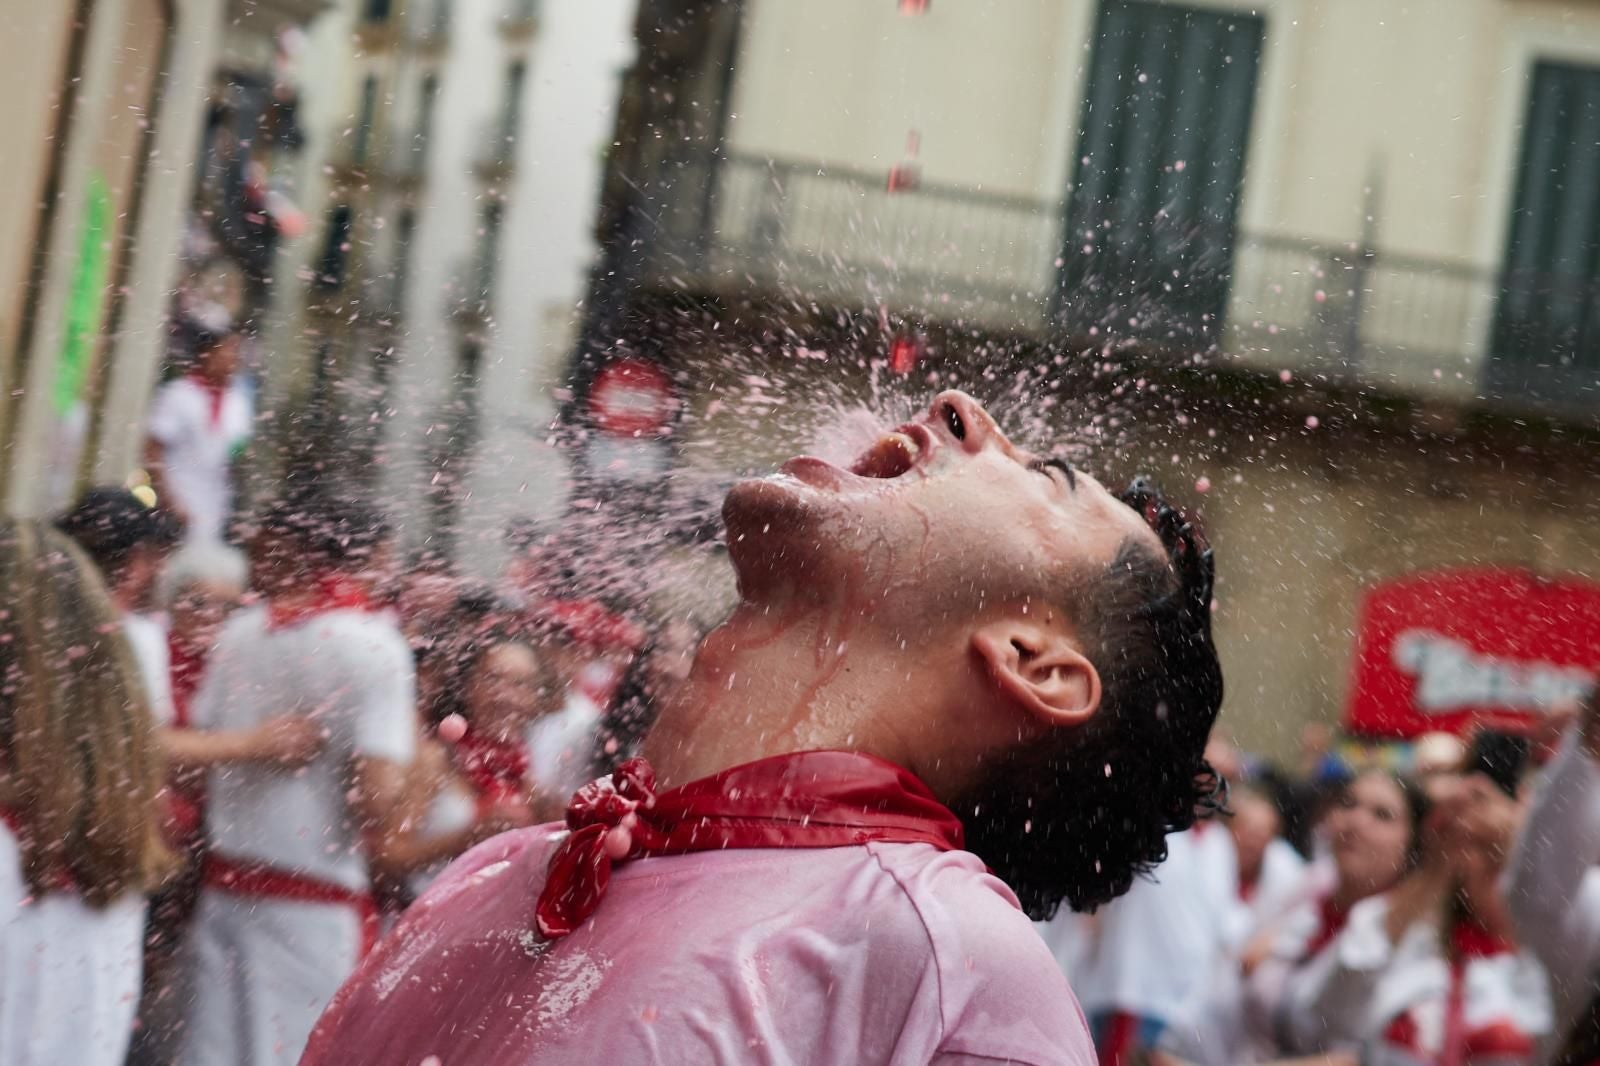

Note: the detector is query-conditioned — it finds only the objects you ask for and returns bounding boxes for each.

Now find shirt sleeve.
[335,621,417,766]
[145,381,188,445]
[1502,727,1600,1027]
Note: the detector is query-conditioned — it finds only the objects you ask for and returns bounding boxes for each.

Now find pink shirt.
[302,825,1096,1065]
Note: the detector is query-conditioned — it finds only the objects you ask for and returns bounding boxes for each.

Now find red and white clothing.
[1053,824,1242,1063]
[1504,729,1600,1064]
[146,375,252,543]
[301,752,1097,1066]
[526,690,606,797]
[123,611,176,727]
[182,604,415,1066]
[1276,892,1551,1064]
[0,820,145,1066]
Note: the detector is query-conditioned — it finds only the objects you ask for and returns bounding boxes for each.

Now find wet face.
[1326,771,1414,898]
[723,390,1161,622]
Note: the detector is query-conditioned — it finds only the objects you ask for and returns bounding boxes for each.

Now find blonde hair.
[0,519,169,906]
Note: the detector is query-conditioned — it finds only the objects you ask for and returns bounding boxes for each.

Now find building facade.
[264,0,636,571]
[578,0,1600,760]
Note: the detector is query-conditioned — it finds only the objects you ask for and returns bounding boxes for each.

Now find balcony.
[499,0,539,40]
[407,1,451,54]
[639,152,1599,424]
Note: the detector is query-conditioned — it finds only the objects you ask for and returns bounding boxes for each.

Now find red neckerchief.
[265,574,370,631]
[1439,917,1522,1066]
[1300,892,1351,961]
[535,750,966,939]
[453,729,529,809]
[167,633,206,730]
[187,372,227,428]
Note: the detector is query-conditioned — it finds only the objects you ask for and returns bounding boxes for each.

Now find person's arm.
[159,716,324,772]
[1501,710,1600,1002]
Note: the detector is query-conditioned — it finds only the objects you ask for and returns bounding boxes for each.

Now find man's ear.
[971,621,1102,728]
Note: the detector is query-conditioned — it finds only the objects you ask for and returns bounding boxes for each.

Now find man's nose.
[928,390,1017,456]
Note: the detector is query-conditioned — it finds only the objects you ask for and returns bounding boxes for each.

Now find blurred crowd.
[1,477,699,1066]
[1042,716,1600,1066]
[3,311,1600,1066]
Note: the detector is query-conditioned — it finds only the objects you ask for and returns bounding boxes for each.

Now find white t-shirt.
[191,605,416,891]
[121,611,175,727]
[525,691,604,798]
[146,377,252,542]
[0,823,145,1066]
[1070,825,1242,1026]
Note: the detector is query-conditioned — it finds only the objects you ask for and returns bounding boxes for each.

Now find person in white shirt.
[1280,738,1550,1066]
[55,487,181,722]
[144,319,253,544]
[1504,696,1600,1065]
[181,494,416,1066]
[0,519,170,1066]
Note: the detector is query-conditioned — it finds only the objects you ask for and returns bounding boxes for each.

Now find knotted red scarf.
[534,750,965,939]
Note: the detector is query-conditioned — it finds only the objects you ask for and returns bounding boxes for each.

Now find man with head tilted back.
[300,390,1224,1066]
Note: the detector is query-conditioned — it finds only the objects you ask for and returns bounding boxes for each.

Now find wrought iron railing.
[638,151,1599,418]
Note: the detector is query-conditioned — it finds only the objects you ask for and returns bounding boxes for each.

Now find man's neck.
[641,604,933,791]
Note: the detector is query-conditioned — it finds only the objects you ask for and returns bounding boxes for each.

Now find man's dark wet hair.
[957,477,1225,919]
[55,487,179,583]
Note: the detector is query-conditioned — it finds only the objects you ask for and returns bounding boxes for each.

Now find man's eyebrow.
[1032,457,1078,492]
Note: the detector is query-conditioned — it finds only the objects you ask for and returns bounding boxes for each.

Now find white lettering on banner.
[1392,629,1596,713]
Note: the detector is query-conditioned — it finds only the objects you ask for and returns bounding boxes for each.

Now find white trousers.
[181,888,366,1066]
[0,830,145,1066]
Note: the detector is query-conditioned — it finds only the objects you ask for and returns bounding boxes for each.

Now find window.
[392,208,417,304]
[416,74,439,158]
[1056,0,1264,349]
[502,60,526,140]
[364,0,392,22]
[1489,60,1600,409]
[314,205,354,290]
[475,202,503,297]
[353,75,378,164]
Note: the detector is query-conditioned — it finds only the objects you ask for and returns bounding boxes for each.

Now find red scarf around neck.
[187,371,227,427]
[453,730,530,809]
[535,750,965,939]
[265,573,371,631]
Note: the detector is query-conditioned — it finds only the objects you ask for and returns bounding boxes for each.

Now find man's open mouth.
[848,432,918,479]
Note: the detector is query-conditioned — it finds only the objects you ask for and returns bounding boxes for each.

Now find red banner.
[1344,568,1600,738]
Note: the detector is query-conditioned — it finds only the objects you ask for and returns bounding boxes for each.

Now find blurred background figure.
[54,487,181,728]
[1505,694,1600,1063]
[382,619,553,901]
[180,492,413,1066]
[1248,768,1430,1058]
[0,519,169,1066]
[142,313,253,545]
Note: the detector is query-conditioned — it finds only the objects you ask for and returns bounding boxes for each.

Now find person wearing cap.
[56,488,182,729]
[143,314,252,543]
[1505,696,1600,1064]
